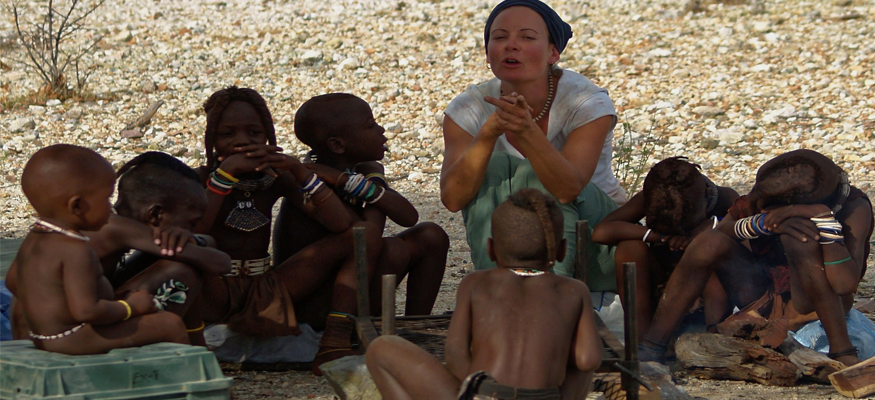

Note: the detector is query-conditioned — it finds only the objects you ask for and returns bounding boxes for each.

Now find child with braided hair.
[366,188,601,400]
[6,145,189,354]
[193,87,382,371]
[639,150,873,366]
[275,93,448,374]
[592,156,738,341]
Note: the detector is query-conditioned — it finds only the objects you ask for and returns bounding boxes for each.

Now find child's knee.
[417,222,450,249]
[615,240,648,260]
[157,312,189,343]
[366,335,405,366]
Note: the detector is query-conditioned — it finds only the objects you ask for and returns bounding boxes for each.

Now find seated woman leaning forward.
[440,0,626,290]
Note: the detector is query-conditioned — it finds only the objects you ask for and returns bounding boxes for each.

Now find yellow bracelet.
[186,322,206,333]
[216,168,239,183]
[118,300,132,321]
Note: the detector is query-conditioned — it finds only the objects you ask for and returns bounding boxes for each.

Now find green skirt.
[462,152,619,292]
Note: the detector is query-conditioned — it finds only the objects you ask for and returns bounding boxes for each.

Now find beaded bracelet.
[824,256,852,266]
[206,174,232,196]
[366,185,386,204]
[734,214,771,240]
[216,168,239,183]
[642,228,652,242]
[812,215,844,244]
[300,173,325,203]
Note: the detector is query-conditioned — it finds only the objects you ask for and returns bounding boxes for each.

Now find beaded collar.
[31,219,89,242]
[233,171,276,192]
[509,268,547,277]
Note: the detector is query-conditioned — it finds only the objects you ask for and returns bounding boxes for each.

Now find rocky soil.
[2,0,875,398]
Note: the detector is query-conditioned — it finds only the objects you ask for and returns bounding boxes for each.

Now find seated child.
[276,92,449,372]
[193,87,380,370]
[366,188,602,400]
[592,157,738,341]
[640,149,873,366]
[87,151,231,345]
[10,151,232,346]
[5,144,188,354]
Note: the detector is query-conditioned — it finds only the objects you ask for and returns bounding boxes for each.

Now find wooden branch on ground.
[777,336,843,384]
[122,100,164,132]
[675,332,800,387]
[829,356,875,398]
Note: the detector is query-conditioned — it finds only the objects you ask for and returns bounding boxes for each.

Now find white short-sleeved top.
[444,69,627,204]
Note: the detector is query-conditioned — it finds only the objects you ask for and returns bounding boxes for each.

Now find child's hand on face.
[152,226,194,256]
[125,290,158,317]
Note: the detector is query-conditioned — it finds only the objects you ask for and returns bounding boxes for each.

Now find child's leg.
[644,229,768,361]
[613,239,658,342]
[38,311,188,355]
[365,335,459,400]
[370,222,448,316]
[116,260,205,345]
[782,235,860,366]
[702,272,731,332]
[273,221,382,374]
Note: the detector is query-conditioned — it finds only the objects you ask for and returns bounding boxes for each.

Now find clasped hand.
[483,93,540,139]
[217,144,302,177]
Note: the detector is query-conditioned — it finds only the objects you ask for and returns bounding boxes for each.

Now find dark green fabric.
[0,238,24,278]
[461,152,619,292]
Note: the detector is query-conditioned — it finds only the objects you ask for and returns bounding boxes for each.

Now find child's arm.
[445,274,475,380]
[89,215,232,276]
[569,281,603,373]
[591,192,655,245]
[354,162,418,228]
[63,242,156,324]
[825,197,872,294]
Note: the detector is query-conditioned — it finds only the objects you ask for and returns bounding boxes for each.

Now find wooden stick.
[622,262,640,400]
[574,220,589,283]
[382,274,396,335]
[123,100,164,131]
[354,226,370,318]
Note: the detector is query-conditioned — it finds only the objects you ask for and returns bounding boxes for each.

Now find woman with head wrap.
[440,0,625,290]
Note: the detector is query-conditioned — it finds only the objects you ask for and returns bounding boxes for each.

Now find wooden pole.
[354,226,370,318]
[574,220,589,283]
[623,262,640,400]
[382,275,397,335]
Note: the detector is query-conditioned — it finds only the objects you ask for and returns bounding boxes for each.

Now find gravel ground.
[2,0,875,398]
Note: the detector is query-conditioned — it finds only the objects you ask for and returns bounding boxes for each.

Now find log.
[778,336,843,383]
[716,312,788,349]
[675,332,800,387]
[829,356,875,398]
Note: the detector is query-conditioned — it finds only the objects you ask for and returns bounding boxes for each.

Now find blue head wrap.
[484,0,573,55]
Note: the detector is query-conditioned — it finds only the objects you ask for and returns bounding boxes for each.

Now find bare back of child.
[367,188,601,400]
[592,157,739,341]
[6,144,187,355]
[279,93,449,373]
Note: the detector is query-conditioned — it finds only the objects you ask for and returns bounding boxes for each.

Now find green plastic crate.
[0,341,232,399]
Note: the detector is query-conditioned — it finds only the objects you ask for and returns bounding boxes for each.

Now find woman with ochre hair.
[440,0,625,290]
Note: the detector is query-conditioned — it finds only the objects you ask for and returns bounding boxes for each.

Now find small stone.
[408,172,424,181]
[700,138,720,150]
[299,50,323,65]
[64,108,84,120]
[139,78,157,93]
[45,99,62,107]
[645,48,672,58]
[692,106,725,117]
[28,105,46,115]
[112,30,133,42]
[339,58,359,70]
[121,129,143,138]
[10,118,35,133]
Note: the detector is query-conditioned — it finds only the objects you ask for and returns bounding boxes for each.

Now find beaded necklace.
[500,72,555,122]
[223,170,276,232]
[31,219,89,242]
[509,268,546,277]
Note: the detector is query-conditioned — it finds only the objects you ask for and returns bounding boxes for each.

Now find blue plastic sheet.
[792,308,875,360]
[1,280,12,341]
